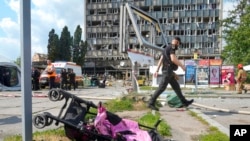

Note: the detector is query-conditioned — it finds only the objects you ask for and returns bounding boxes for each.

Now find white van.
[39,61,83,88]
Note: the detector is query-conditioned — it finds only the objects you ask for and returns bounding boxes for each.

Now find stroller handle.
[139,119,162,130]
[154,119,162,128]
[48,89,98,108]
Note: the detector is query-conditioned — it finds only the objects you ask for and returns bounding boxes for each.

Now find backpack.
[240,70,247,81]
[166,93,183,108]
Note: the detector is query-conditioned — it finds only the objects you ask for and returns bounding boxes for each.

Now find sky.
[0,0,236,62]
[0,0,84,61]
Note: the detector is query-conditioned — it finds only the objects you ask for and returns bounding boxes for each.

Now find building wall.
[85,0,222,75]
[32,53,47,62]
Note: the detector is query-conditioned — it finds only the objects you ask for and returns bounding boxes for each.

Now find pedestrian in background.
[148,37,193,111]
[32,67,40,90]
[68,69,76,90]
[236,64,247,94]
[60,68,68,90]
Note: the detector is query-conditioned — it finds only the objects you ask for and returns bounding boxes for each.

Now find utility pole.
[20,0,32,140]
[194,48,200,93]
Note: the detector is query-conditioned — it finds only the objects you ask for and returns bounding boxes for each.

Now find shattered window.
[0,66,19,87]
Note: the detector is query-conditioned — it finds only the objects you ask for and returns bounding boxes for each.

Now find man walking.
[148,37,193,111]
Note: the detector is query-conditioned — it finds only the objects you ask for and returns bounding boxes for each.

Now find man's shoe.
[183,99,194,107]
[147,104,159,111]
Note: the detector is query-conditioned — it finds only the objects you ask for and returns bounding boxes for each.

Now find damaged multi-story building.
[84,0,223,79]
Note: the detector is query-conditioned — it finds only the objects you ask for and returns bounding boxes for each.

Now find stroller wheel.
[59,94,65,100]
[33,114,47,129]
[46,117,53,126]
[48,90,61,101]
[42,112,54,126]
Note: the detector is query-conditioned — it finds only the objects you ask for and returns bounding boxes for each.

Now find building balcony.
[153,0,162,6]
[85,50,123,59]
[135,1,145,7]
[145,0,152,6]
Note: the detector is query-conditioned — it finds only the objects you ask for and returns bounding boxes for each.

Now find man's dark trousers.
[149,71,187,105]
[49,76,55,89]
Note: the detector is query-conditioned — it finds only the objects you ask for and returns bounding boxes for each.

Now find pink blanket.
[94,105,152,141]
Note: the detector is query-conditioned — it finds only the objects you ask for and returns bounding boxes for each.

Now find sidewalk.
[159,106,208,141]
[143,88,250,141]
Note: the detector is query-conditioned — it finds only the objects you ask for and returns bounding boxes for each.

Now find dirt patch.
[115,110,149,120]
[133,100,148,111]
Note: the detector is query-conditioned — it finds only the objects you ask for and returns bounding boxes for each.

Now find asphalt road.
[191,96,250,136]
[0,83,250,140]
[0,81,127,140]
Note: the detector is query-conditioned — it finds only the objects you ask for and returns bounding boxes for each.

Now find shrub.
[138,112,171,136]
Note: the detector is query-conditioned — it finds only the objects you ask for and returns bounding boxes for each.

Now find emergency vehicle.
[39,61,83,89]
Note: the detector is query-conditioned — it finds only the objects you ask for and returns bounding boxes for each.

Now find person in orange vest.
[45,59,57,89]
[236,64,248,94]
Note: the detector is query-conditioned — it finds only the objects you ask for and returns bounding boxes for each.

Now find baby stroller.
[93,102,166,141]
[33,89,100,140]
[33,89,170,141]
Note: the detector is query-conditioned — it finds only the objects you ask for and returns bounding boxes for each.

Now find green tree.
[72,25,88,66]
[78,40,88,66]
[72,25,82,64]
[14,57,21,67]
[221,0,250,66]
[58,26,71,61]
[47,29,59,62]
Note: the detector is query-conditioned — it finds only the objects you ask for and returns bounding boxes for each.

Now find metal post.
[94,58,96,75]
[195,61,198,93]
[20,0,32,140]
[132,61,139,93]
[82,0,86,41]
[193,48,200,93]
[131,63,135,92]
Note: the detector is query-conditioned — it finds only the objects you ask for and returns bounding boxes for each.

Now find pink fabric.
[111,119,152,141]
[94,106,112,136]
[94,105,152,141]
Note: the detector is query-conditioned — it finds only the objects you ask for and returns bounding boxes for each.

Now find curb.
[0,92,48,98]
[1,91,250,99]
[32,93,48,97]
[0,94,21,97]
[190,108,229,136]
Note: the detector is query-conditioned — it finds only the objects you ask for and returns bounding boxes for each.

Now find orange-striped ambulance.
[39,61,83,89]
